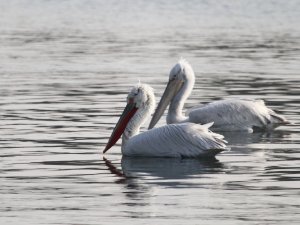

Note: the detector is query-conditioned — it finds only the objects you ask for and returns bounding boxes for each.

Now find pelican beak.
[103,99,138,153]
[148,79,183,129]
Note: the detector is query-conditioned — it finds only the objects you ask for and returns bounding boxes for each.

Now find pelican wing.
[187,99,288,132]
[123,123,227,158]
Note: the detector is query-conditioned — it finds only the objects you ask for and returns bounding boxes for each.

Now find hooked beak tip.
[148,123,154,130]
[103,147,109,154]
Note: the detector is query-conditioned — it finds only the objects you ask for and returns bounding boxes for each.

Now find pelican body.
[148,59,289,132]
[103,83,227,158]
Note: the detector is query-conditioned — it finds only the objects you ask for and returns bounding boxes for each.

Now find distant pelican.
[103,83,227,158]
[148,59,289,132]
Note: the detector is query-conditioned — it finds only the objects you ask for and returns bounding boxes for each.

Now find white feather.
[164,59,289,132]
[123,123,227,158]
[188,99,288,132]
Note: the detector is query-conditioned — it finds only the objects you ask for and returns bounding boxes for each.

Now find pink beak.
[103,100,137,153]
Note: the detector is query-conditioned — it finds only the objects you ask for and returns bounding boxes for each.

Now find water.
[1,0,300,224]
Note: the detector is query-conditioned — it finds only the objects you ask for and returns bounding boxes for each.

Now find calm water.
[1,0,300,224]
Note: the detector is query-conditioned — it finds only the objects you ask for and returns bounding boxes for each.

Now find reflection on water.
[1,0,300,224]
[108,157,223,181]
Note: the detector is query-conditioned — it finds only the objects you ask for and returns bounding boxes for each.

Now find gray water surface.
[1,0,300,224]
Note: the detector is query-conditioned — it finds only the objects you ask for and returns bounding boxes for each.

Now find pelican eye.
[134,89,140,96]
[170,74,177,81]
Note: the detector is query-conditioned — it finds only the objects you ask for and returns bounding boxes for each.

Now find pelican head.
[103,83,155,153]
[148,59,195,129]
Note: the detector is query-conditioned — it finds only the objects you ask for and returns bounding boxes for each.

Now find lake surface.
[1,0,300,224]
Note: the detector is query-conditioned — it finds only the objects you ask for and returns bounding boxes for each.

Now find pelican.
[103,83,228,158]
[148,59,289,132]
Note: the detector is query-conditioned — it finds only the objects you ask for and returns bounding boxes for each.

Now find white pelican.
[103,83,228,158]
[148,59,289,132]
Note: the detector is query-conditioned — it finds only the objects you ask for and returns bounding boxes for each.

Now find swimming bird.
[148,59,289,132]
[103,83,227,158]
